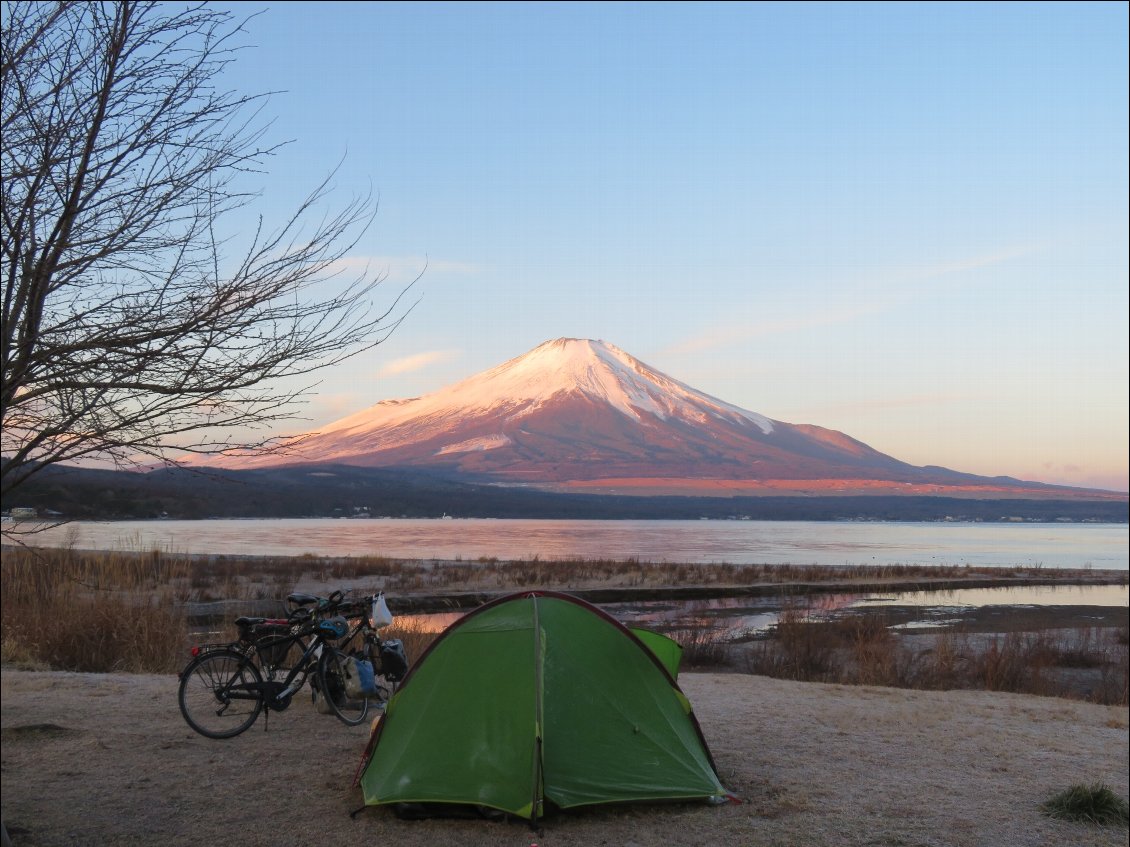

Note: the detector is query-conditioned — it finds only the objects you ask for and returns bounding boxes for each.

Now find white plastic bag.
[371,592,394,629]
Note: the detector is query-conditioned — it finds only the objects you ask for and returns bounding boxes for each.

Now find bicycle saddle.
[286,593,320,607]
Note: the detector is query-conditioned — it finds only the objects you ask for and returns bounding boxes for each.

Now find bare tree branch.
[1,1,414,498]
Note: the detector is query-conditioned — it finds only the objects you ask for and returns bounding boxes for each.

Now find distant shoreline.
[6,461,1127,523]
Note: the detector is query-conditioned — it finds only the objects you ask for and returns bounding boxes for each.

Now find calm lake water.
[26,517,1129,571]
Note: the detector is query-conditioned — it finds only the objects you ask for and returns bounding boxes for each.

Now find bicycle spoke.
[178,651,263,739]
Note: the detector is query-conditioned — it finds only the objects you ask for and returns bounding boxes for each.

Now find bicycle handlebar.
[289,591,379,619]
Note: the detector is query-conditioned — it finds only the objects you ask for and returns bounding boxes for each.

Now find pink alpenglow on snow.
[193,339,1121,500]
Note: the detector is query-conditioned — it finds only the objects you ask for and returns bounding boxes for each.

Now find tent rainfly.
[356,591,730,822]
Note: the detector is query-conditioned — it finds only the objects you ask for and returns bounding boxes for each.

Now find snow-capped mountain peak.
[311,338,772,444]
[435,337,774,430]
[200,337,1016,495]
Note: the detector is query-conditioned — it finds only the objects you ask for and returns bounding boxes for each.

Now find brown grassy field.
[2,545,1126,703]
[739,608,1128,705]
[2,546,1127,845]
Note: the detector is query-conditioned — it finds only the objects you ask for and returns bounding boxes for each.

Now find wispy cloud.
[664,243,1037,356]
[378,349,460,377]
[307,391,368,420]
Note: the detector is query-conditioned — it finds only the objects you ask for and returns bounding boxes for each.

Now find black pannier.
[238,620,294,667]
[378,639,409,681]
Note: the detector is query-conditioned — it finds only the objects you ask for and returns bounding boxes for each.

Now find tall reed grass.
[742,608,1129,706]
[380,616,439,666]
[1,547,188,672]
[121,549,1093,598]
[665,626,733,669]
[4,543,1125,700]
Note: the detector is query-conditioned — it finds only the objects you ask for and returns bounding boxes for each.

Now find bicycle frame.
[220,627,325,711]
[179,590,402,737]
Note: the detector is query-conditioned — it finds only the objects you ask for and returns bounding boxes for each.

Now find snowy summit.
[200,337,1055,496]
[320,338,773,440]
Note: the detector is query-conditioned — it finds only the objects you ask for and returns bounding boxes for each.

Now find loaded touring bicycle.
[178,591,407,738]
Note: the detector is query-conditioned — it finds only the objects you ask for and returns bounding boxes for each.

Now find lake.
[24,517,1129,570]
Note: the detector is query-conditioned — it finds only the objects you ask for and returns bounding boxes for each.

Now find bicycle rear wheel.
[178,649,263,739]
[317,646,369,726]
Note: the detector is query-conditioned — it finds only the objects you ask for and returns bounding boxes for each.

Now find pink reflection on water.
[394,611,464,633]
[27,517,1130,570]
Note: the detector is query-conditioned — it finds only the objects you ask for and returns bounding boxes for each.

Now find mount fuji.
[203,338,1089,498]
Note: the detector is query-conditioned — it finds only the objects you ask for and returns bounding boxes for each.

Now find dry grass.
[1041,782,1130,827]
[742,608,1130,706]
[22,545,1099,598]
[431,556,1090,592]
[3,544,1126,701]
[0,547,187,673]
[665,626,733,669]
[0,546,450,673]
[380,616,438,666]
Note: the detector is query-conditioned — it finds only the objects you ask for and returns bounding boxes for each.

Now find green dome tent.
[356,591,728,822]
[629,626,684,680]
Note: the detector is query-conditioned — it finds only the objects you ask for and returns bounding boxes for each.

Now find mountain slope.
[201,338,1073,496]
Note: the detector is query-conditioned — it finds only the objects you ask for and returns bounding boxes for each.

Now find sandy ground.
[1,669,1127,847]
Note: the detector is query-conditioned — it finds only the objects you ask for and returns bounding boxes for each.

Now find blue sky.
[214,2,1127,491]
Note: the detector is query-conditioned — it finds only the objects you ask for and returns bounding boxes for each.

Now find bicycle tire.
[317,645,369,726]
[178,648,264,739]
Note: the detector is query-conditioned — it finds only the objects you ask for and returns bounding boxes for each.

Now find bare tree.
[1,1,410,498]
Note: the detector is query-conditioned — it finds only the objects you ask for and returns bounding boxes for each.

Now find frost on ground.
[1,669,1127,847]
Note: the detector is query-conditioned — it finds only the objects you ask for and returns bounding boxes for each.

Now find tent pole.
[530,594,544,828]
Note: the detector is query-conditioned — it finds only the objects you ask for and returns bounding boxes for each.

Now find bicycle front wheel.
[317,646,369,726]
[178,649,263,739]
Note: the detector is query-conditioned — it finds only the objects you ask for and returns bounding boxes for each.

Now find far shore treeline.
[5,463,1127,523]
